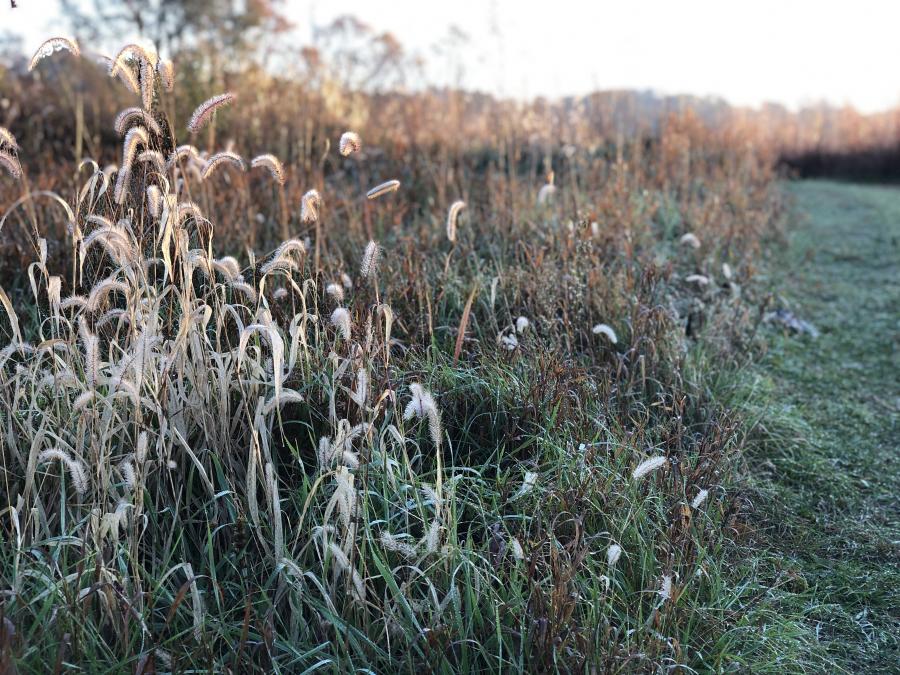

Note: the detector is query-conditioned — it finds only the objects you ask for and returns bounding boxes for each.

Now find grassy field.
[1,39,897,673]
[732,180,899,672]
[0,43,784,671]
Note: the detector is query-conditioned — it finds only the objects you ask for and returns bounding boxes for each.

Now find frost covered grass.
[0,38,789,672]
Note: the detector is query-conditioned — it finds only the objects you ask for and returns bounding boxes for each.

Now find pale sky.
[3,0,898,112]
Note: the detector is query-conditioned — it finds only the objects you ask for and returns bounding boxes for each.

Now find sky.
[2,0,899,113]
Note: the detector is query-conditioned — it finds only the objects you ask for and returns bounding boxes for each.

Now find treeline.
[779,145,900,182]
[3,10,900,185]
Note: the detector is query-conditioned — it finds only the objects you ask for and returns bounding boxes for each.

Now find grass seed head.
[360,240,380,280]
[201,151,247,180]
[592,323,618,344]
[0,152,22,180]
[632,455,668,480]
[330,307,352,341]
[29,37,80,71]
[680,232,701,249]
[691,489,709,508]
[339,131,362,156]
[446,200,466,242]
[187,92,236,134]
[367,179,400,200]
[301,189,321,223]
[607,544,623,566]
[0,127,19,151]
[251,154,285,184]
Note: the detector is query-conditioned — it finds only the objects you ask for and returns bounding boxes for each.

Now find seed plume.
[114,126,150,203]
[403,383,442,449]
[0,127,19,151]
[685,274,710,286]
[146,185,163,217]
[114,107,162,136]
[138,150,166,174]
[592,323,618,344]
[330,307,352,341]
[111,63,141,94]
[301,189,321,223]
[446,200,466,242]
[156,58,175,91]
[680,232,701,249]
[360,241,380,279]
[187,93,236,134]
[339,131,362,156]
[325,283,344,303]
[167,144,202,170]
[691,489,709,508]
[366,179,400,200]
[632,456,668,480]
[0,152,22,180]
[29,37,80,71]
[201,151,247,180]
[251,154,285,184]
[109,43,156,77]
[122,126,150,170]
[37,448,89,495]
[607,544,623,566]
[140,60,155,110]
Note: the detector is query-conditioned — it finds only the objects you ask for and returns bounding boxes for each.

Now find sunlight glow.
[3,0,898,112]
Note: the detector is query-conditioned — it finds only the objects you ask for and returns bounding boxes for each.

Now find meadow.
[0,36,891,673]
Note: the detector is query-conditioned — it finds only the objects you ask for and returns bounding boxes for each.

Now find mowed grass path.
[748,181,899,672]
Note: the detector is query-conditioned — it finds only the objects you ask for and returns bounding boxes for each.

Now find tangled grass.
[0,39,785,672]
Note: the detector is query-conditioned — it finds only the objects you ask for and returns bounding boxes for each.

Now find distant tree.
[306,15,411,92]
[58,0,291,61]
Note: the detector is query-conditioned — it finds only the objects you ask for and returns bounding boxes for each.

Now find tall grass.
[0,38,784,671]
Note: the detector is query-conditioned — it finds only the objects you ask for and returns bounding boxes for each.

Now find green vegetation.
[725,181,899,672]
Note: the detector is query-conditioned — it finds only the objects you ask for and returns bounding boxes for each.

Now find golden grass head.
[187,93,237,134]
[167,144,202,170]
[114,107,162,137]
[251,154,286,185]
[29,37,80,72]
[110,42,157,77]
[446,200,466,242]
[366,179,400,200]
[0,127,19,152]
[0,152,22,180]
[201,151,247,180]
[156,58,175,91]
[301,189,322,223]
[339,131,362,156]
[360,240,380,280]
